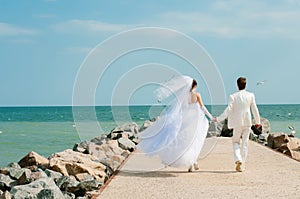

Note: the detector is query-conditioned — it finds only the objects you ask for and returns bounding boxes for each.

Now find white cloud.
[52,20,137,34]
[152,0,300,39]
[0,23,39,36]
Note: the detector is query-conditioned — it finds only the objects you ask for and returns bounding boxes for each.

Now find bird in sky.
[256,80,267,86]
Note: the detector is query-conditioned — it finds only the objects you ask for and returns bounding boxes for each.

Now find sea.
[0,105,299,166]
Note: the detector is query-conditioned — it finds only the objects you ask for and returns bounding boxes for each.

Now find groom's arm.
[217,95,234,122]
[251,94,261,125]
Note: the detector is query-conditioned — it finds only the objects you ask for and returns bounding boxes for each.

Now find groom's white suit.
[217,88,260,171]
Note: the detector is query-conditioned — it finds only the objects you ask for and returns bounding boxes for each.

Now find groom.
[214,77,261,172]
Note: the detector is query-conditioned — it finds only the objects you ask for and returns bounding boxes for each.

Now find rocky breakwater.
[218,117,300,162]
[267,132,300,162]
[0,122,140,199]
[219,117,271,144]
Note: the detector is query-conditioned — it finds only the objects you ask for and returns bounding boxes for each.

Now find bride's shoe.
[188,165,193,172]
[193,163,199,170]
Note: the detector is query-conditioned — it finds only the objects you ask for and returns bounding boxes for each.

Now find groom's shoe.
[188,165,193,172]
[194,163,199,170]
[235,161,242,172]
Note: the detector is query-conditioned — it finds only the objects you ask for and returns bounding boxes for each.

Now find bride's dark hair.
[190,79,197,91]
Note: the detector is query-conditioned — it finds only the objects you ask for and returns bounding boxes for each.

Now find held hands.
[212,117,218,122]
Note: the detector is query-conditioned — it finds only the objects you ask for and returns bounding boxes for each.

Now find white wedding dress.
[137,76,213,168]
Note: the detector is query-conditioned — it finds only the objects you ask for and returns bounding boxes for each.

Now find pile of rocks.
[0,122,140,199]
[267,132,300,162]
[218,117,271,143]
[248,118,271,144]
[217,117,300,162]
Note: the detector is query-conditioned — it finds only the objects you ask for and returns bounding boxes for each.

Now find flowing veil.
[122,75,218,172]
[138,76,192,150]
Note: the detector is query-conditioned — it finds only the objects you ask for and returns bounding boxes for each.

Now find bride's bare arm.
[197,92,213,120]
[196,92,204,107]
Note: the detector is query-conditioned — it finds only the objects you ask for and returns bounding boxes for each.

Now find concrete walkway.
[98,137,300,199]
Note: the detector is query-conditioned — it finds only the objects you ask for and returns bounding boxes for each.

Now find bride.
[137,75,214,172]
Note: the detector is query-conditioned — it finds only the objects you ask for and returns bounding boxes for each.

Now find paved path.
[98,137,300,199]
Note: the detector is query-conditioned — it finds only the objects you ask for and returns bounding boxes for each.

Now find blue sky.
[1,0,300,106]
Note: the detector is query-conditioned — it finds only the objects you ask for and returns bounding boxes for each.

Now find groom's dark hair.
[237,77,246,90]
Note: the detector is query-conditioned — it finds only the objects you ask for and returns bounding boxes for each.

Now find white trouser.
[232,126,251,164]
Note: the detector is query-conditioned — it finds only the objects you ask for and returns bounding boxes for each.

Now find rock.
[131,138,140,144]
[207,122,222,137]
[98,140,124,157]
[87,143,107,160]
[121,123,139,134]
[0,191,11,199]
[100,158,120,173]
[75,173,94,182]
[121,150,131,158]
[57,175,101,197]
[0,169,8,176]
[108,123,139,140]
[220,119,233,137]
[37,188,64,199]
[7,163,21,169]
[139,120,154,132]
[57,176,79,192]
[109,155,125,164]
[278,137,300,161]
[7,168,23,180]
[10,168,31,181]
[49,149,107,183]
[110,122,139,134]
[44,169,62,183]
[56,176,75,191]
[107,131,123,140]
[290,150,300,161]
[258,133,269,142]
[18,151,49,170]
[66,180,102,197]
[279,144,300,161]
[118,137,136,152]
[266,133,300,161]
[0,166,31,184]
[250,132,269,144]
[249,132,258,141]
[30,169,48,182]
[267,133,289,149]
[90,135,108,145]
[63,191,76,199]
[0,174,16,191]
[16,169,31,185]
[10,178,64,199]
[73,141,90,154]
[106,140,120,149]
[286,137,300,150]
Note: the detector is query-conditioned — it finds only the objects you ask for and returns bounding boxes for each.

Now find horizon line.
[0,103,299,108]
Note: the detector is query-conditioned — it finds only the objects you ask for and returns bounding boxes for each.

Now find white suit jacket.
[217,90,260,129]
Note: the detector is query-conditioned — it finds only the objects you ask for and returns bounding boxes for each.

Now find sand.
[97,137,300,199]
